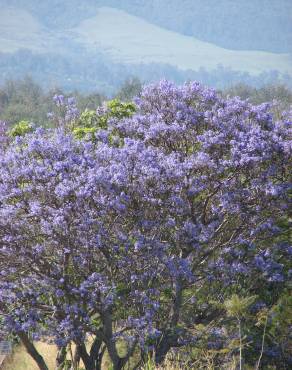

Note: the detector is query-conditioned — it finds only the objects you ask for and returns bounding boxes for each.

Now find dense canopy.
[0,81,291,369]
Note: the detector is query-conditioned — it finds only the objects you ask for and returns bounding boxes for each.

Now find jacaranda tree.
[0,81,291,370]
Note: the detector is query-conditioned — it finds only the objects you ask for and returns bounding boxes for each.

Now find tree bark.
[55,346,67,370]
[89,335,104,370]
[73,344,81,370]
[18,331,49,370]
[102,309,121,370]
[102,309,137,370]
[78,343,94,370]
[77,340,105,370]
[154,335,171,365]
[170,277,183,327]
[155,277,184,365]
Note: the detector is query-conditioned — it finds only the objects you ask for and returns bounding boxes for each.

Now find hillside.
[0,1,291,92]
[1,0,292,53]
[107,0,292,53]
[0,7,64,54]
[72,7,292,76]
[0,6,291,76]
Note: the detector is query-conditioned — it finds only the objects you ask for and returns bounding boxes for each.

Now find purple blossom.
[0,80,290,369]
[53,94,65,107]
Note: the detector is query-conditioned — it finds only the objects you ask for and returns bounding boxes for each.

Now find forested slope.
[2,0,291,52]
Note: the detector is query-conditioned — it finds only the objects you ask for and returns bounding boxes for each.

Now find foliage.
[224,295,256,319]
[223,83,292,110]
[8,120,35,137]
[72,126,98,140]
[0,120,8,146]
[0,80,291,370]
[1,50,292,97]
[106,99,136,119]
[0,77,106,127]
[117,77,142,101]
[72,99,136,140]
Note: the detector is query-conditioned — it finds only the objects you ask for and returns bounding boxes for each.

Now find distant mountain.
[1,0,292,53]
[108,0,292,54]
[0,5,291,75]
[0,7,64,54]
[71,7,292,76]
[0,1,291,93]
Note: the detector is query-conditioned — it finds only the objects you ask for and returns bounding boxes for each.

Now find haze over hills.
[2,0,292,53]
[0,7,64,54]
[72,7,292,75]
[0,0,291,93]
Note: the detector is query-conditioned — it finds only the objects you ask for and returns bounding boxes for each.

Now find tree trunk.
[102,309,122,370]
[78,344,94,370]
[155,277,184,365]
[73,345,81,370]
[154,336,171,365]
[55,346,67,370]
[18,332,49,370]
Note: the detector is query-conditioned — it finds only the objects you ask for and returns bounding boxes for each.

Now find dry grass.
[2,341,114,370]
[2,342,184,370]
[2,342,57,370]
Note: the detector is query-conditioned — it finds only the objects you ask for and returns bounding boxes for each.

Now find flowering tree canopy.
[0,81,291,370]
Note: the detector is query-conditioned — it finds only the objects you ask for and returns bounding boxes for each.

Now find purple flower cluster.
[0,80,291,368]
[49,95,80,127]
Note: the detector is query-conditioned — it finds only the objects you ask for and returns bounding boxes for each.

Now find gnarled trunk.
[55,346,67,370]
[18,331,49,370]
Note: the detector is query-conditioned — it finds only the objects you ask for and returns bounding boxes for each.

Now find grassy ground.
[2,342,57,370]
[2,341,126,370]
[2,341,183,370]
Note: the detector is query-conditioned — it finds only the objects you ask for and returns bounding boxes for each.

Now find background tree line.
[0,76,291,127]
